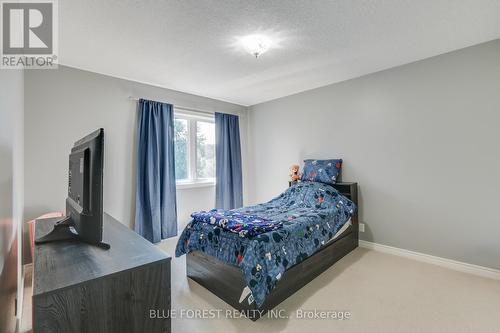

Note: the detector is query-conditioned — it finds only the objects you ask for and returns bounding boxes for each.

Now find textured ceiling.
[59,0,500,106]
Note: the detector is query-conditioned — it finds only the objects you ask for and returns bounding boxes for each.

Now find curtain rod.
[128,96,215,115]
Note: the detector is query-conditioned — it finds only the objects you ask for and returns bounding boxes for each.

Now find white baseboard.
[359,240,500,280]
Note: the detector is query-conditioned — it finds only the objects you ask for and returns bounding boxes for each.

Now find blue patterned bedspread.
[175,181,356,308]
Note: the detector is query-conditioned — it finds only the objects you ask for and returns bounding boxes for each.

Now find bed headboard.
[332,182,358,206]
[333,182,359,240]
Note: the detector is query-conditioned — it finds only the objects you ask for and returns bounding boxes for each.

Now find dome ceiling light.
[239,34,272,58]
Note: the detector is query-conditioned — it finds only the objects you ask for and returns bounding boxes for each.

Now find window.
[174,110,215,188]
[174,118,189,180]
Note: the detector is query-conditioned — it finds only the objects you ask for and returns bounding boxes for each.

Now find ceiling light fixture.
[240,34,272,58]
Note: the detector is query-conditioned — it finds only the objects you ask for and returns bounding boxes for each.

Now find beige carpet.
[159,238,500,333]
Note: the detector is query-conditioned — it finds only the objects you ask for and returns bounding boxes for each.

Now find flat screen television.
[35,128,110,249]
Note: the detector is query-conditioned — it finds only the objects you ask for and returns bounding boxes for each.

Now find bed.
[175,181,358,320]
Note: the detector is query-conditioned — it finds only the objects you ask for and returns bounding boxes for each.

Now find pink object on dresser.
[28,212,64,259]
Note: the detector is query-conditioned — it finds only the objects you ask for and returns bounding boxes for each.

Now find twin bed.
[176,175,358,320]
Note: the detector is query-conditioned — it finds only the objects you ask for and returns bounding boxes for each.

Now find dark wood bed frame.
[186,182,358,320]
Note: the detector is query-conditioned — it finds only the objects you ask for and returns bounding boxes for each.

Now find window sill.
[176,180,215,190]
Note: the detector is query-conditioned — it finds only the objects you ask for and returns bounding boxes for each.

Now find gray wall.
[24,66,247,235]
[247,40,500,270]
[0,69,24,332]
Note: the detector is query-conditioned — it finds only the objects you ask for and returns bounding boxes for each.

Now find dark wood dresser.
[33,213,171,333]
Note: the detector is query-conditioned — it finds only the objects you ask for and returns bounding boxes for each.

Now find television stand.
[35,216,110,249]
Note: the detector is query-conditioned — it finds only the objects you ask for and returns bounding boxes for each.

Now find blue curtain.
[215,112,243,209]
[134,99,177,242]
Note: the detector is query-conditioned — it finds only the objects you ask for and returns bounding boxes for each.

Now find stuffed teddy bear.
[289,164,301,182]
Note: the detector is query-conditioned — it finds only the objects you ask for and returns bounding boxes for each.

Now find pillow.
[301,159,342,185]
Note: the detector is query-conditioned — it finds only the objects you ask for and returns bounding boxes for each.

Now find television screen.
[66,128,104,244]
[35,128,109,249]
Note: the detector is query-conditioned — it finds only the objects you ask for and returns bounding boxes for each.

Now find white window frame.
[174,109,216,189]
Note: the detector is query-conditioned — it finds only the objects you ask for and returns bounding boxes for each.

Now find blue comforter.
[175,181,356,308]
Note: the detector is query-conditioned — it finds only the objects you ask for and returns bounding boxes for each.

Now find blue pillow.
[301,159,342,185]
